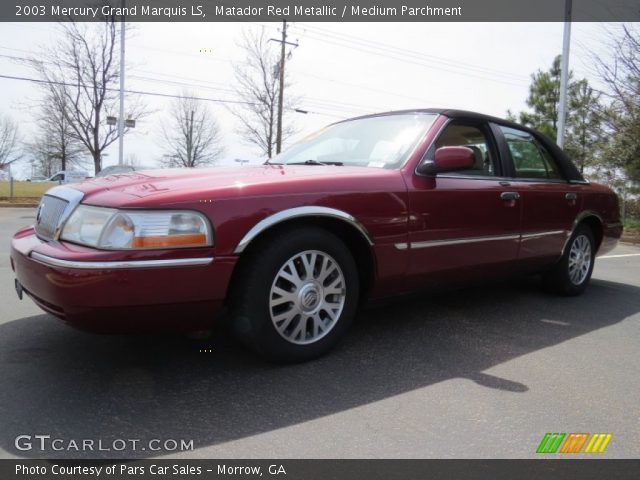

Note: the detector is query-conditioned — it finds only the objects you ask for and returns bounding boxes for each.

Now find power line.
[297,23,531,83]
[0,44,442,115]
[0,47,382,117]
[299,30,528,89]
[0,73,259,106]
[258,21,531,88]
[0,72,349,118]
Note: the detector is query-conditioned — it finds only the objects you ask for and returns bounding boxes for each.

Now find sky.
[0,21,622,178]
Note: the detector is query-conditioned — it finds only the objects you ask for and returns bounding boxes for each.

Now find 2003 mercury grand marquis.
[11,109,622,361]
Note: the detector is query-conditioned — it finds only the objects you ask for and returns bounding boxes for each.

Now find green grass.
[624,216,640,232]
[0,181,59,199]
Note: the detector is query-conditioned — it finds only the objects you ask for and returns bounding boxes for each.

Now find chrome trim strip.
[233,206,374,254]
[30,252,213,270]
[394,230,578,250]
[520,230,566,239]
[408,234,520,249]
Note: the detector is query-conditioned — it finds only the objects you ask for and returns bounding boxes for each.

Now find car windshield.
[270,113,437,169]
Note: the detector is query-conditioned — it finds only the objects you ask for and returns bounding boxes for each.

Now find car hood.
[70,164,400,207]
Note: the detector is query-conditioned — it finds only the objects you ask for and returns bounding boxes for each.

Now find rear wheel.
[543,224,595,296]
[231,227,359,362]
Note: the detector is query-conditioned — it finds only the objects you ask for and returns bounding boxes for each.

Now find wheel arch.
[565,211,604,254]
[227,207,377,305]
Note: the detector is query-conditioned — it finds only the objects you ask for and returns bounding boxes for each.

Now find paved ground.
[0,207,638,459]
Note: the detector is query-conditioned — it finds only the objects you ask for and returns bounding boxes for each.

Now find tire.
[543,224,595,296]
[230,227,360,362]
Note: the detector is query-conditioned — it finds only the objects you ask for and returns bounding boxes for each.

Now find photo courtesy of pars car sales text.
[15,464,203,476]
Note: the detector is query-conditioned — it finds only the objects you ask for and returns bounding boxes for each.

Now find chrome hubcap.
[568,234,592,285]
[269,250,346,345]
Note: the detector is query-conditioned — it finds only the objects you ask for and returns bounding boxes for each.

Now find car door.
[494,124,581,269]
[404,119,521,288]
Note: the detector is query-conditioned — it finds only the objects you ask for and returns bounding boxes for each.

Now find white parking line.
[599,253,640,259]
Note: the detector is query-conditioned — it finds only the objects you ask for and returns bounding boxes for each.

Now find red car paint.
[10,110,622,333]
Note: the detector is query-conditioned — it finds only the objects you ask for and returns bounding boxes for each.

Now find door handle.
[500,192,520,201]
[565,192,577,201]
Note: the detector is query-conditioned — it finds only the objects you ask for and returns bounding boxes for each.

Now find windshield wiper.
[288,159,343,166]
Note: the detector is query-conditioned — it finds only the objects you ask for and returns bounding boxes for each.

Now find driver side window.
[433,123,497,176]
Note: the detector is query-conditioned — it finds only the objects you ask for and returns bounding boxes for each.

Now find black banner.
[2,0,640,22]
[3,459,640,480]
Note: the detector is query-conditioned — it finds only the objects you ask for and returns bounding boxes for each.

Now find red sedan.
[11,109,622,362]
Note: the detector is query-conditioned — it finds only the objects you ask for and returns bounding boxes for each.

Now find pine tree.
[512,56,603,171]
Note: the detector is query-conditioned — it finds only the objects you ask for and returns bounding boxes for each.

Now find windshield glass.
[271,113,437,169]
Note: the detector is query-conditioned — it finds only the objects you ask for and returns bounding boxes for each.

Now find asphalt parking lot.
[0,207,638,459]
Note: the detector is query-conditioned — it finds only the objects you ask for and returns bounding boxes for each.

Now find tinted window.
[499,126,563,180]
[433,123,497,176]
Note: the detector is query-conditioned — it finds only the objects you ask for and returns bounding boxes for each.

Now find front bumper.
[11,227,237,333]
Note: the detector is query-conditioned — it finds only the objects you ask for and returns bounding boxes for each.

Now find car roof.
[341,108,517,127]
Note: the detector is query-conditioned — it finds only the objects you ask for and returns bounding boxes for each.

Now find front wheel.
[543,224,595,296]
[231,227,360,362]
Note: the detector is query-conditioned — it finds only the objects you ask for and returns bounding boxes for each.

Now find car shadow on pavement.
[0,277,638,458]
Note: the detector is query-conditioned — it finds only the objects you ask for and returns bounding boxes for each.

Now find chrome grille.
[35,195,69,240]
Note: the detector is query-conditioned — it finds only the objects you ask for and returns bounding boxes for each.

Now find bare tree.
[593,24,640,182]
[27,132,60,178]
[232,28,297,159]
[27,86,86,176]
[0,114,22,170]
[29,18,145,175]
[160,92,224,168]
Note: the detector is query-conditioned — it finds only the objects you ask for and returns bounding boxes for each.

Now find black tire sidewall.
[233,227,360,362]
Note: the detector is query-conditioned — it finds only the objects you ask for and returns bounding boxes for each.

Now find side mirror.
[417,146,476,175]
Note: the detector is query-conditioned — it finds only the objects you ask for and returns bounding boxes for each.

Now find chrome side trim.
[520,230,566,239]
[407,234,520,250]
[394,231,568,250]
[30,252,213,270]
[233,206,374,254]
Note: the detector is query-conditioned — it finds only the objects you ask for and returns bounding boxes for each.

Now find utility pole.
[276,20,287,155]
[117,0,126,165]
[188,109,194,167]
[556,0,572,149]
[270,20,298,154]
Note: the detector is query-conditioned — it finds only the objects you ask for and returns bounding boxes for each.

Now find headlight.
[60,205,213,249]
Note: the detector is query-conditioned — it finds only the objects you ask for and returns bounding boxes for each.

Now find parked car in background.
[11,109,622,362]
[27,176,48,182]
[47,170,90,184]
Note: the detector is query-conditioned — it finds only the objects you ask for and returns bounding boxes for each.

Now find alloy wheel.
[269,250,346,345]
[568,234,592,285]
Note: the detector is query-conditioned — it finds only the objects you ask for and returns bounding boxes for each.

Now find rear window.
[499,126,563,180]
